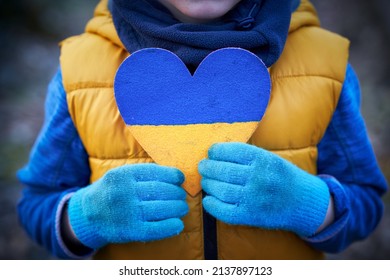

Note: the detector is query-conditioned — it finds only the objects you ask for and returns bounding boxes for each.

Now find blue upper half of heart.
[114,48,271,126]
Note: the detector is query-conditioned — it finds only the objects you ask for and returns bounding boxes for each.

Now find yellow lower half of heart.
[129,122,259,196]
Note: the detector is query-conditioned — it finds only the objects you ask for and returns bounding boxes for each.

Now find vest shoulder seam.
[268,145,317,152]
[64,82,113,93]
[89,156,151,161]
[270,74,344,84]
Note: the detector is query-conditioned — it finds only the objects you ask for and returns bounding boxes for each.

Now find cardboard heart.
[114,48,270,196]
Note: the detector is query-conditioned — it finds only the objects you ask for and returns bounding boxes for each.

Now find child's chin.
[173,0,242,23]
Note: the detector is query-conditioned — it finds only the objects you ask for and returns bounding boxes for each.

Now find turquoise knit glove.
[68,164,188,249]
[199,143,330,237]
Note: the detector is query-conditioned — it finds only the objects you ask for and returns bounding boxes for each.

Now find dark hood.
[110,0,300,67]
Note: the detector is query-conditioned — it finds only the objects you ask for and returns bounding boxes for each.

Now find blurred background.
[0,0,389,259]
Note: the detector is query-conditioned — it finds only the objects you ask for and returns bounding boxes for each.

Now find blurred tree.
[0,0,97,260]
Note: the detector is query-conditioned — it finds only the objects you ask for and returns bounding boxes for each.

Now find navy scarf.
[111,0,298,67]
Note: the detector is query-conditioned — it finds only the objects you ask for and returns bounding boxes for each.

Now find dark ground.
[0,0,389,259]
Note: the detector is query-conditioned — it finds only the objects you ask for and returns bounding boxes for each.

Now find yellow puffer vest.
[60,0,349,259]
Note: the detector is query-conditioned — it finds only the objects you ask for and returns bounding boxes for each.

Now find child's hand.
[199,143,330,237]
[67,164,188,249]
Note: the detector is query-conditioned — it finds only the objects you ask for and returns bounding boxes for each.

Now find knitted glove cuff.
[290,176,330,237]
[67,187,107,250]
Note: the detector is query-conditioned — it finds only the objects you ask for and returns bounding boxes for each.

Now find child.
[17,0,388,259]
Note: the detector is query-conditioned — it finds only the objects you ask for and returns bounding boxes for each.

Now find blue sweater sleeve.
[17,69,91,259]
[305,64,388,253]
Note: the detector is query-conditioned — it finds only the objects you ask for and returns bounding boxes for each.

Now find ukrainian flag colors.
[114,48,270,196]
